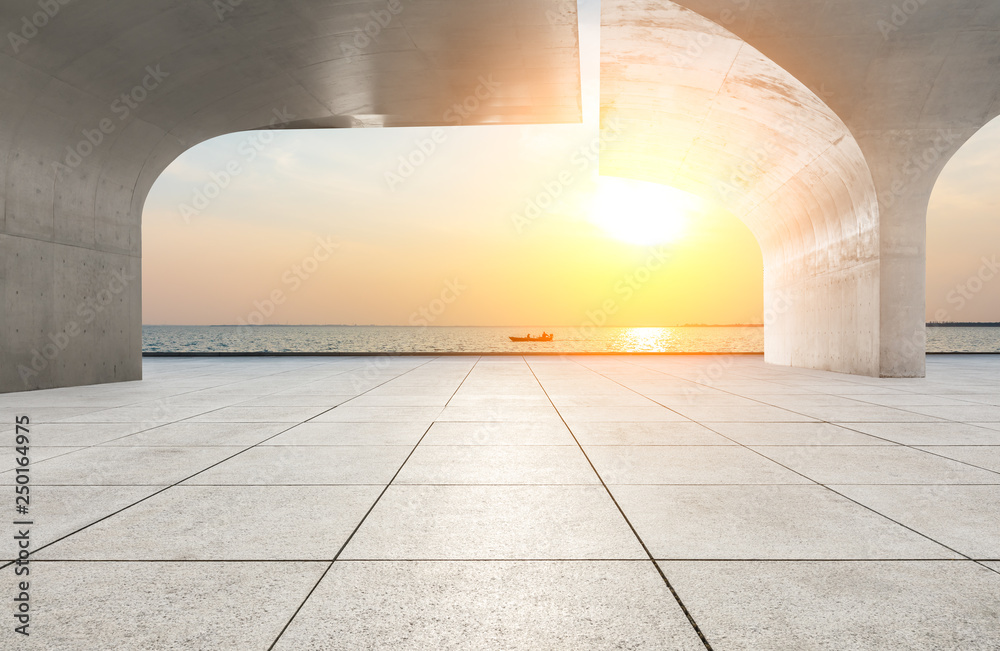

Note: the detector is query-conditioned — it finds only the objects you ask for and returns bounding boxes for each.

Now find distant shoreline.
[142,323,1000,328]
[144,323,771,328]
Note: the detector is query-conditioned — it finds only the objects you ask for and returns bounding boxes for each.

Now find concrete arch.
[602,1,880,374]
[3,0,1000,390]
[603,0,1000,377]
[0,0,581,392]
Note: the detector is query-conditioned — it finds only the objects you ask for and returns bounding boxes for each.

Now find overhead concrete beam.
[0,0,581,393]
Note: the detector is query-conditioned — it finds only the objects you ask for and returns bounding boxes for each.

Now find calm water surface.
[141,325,1000,354]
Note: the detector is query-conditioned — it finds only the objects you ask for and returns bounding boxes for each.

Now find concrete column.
[855,128,979,377]
[1,236,142,390]
[605,0,1000,378]
[0,0,581,393]
[601,0,883,376]
[0,60,152,391]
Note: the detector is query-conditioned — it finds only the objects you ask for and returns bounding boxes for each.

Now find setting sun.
[588,176,701,246]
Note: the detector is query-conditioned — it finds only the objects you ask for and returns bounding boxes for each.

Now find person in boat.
[541,331,548,338]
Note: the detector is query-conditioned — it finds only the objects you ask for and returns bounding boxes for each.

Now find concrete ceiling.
[1,0,582,260]
[2,0,581,132]
[0,0,581,391]
[674,0,1000,136]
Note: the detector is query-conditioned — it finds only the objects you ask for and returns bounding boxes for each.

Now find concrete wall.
[601,2,881,375]
[603,0,1000,377]
[0,0,581,393]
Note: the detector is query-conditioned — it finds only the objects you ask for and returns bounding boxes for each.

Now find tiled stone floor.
[2,354,999,650]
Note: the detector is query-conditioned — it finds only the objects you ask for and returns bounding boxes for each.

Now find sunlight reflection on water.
[143,325,763,353]
[141,325,1000,354]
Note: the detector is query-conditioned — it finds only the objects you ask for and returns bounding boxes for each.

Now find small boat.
[509,333,554,342]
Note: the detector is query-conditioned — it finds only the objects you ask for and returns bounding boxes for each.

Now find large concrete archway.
[3,0,1000,391]
[602,0,1000,377]
[0,0,581,392]
[602,1,880,375]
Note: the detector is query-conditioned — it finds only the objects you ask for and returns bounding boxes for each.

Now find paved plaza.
[2,355,999,649]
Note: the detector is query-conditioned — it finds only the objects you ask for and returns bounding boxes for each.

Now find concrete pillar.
[855,128,980,377]
[601,1,882,376]
[605,0,1000,377]
[0,0,581,393]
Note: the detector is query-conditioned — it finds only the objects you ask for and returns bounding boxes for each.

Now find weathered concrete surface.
[602,0,1000,377]
[0,0,581,393]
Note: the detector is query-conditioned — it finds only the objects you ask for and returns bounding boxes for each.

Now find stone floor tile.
[184,445,413,485]
[273,561,704,651]
[341,485,646,560]
[658,560,1000,650]
[38,485,381,560]
[611,485,957,559]
[394,445,599,485]
[587,446,811,484]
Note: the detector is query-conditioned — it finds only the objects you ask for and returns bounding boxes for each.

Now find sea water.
[141,325,1000,354]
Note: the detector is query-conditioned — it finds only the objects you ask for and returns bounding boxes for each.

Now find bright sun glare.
[588,176,701,246]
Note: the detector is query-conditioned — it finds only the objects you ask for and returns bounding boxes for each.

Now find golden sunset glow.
[588,176,700,246]
[138,1,1000,330]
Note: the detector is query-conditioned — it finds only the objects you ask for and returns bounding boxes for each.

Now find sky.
[926,120,1000,323]
[142,0,1000,326]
